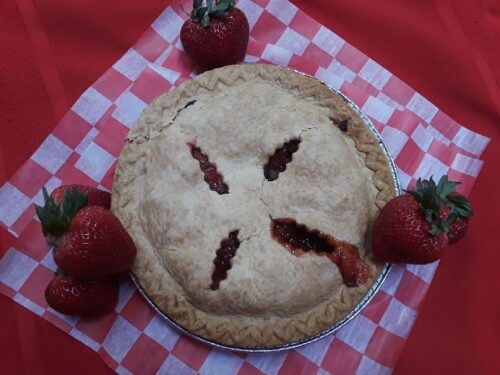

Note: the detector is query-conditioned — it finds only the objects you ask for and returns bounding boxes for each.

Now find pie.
[111,63,397,348]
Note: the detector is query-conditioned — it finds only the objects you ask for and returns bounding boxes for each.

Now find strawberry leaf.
[436,175,460,197]
[190,0,234,24]
[406,176,447,236]
[35,187,88,237]
[61,187,88,221]
[435,175,473,219]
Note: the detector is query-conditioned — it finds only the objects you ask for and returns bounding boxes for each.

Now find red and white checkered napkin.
[0,0,490,374]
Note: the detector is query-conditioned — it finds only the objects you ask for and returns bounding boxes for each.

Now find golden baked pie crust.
[112,64,396,347]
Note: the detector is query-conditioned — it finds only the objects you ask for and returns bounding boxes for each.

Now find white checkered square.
[246,351,288,375]
[326,60,356,83]
[14,293,45,315]
[276,28,310,56]
[0,248,38,291]
[336,314,378,352]
[452,126,490,156]
[199,350,244,375]
[380,298,418,338]
[144,314,180,351]
[451,153,483,177]
[261,43,293,66]
[411,123,434,152]
[154,45,174,66]
[48,309,80,326]
[112,91,147,128]
[152,7,184,43]
[406,92,439,123]
[174,38,184,50]
[317,369,332,375]
[362,97,394,124]
[315,67,345,89]
[244,54,260,63]
[40,249,57,271]
[32,176,62,206]
[116,366,133,375]
[359,60,392,90]
[31,134,73,174]
[377,92,404,111]
[113,49,149,81]
[102,316,141,363]
[405,262,439,284]
[357,356,391,375]
[381,126,409,159]
[150,65,181,84]
[75,126,99,155]
[69,328,100,351]
[239,0,264,29]
[158,355,197,375]
[395,167,412,189]
[115,278,137,312]
[0,183,32,227]
[266,0,298,25]
[414,153,449,180]
[296,334,334,365]
[381,265,405,296]
[72,88,113,126]
[313,26,345,55]
[75,142,115,182]
[426,126,451,145]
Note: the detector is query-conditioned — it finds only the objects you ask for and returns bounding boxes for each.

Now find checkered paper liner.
[0,0,490,374]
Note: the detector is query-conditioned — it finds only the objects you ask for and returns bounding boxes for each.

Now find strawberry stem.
[190,0,234,26]
[404,175,471,236]
[35,187,88,236]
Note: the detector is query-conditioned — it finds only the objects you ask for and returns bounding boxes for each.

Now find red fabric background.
[1,0,499,373]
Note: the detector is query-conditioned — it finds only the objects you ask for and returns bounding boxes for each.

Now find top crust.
[112,64,397,347]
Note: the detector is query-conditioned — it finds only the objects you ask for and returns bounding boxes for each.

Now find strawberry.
[51,184,111,209]
[45,271,118,317]
[35,188,136,278]
[372,194,449,264]
[436,177,473,244]
[372,176,472,264]
[180,0,249,71]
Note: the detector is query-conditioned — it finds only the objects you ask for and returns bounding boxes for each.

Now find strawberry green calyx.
[436,175,473,220]
[405,175,473,236]
[35,187,88,237]
[405,177,444,235]
[189,0,235,27]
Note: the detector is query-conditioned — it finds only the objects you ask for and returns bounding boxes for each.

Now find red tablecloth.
[1,0,499,373]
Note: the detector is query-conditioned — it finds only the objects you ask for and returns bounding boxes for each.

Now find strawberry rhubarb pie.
[111,64,397,347]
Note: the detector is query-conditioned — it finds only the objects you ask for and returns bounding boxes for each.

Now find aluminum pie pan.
[129,67,402,353]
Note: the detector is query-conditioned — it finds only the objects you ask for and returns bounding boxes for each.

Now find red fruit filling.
[264,139,301,181]
[210,230,240,290]
[271,218,369,287]
[330,117,349,133]
[188,143,229,194]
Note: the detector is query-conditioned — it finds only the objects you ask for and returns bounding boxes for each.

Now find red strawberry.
[51,184,111,209]
[180,0,249,71]
[373,176,473,264]
[35,188,136,278]
[439,192,473,244]
[372,194,449,264]
[45,272,118,317]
